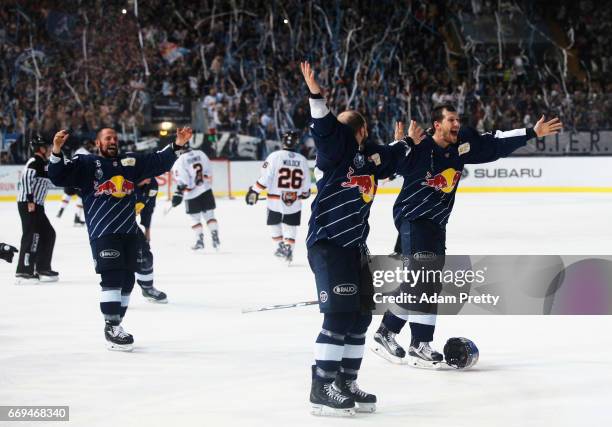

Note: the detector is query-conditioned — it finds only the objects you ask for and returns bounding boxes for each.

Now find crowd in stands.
[1,0,610,163]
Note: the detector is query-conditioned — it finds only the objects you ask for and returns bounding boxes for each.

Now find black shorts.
[185,190,216,214]
[267,209,301,226]
[64,187,80,197]
[307,240,374,314]
[91,233,139,274]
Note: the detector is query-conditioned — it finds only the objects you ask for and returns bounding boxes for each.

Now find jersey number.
[278,168,303,189]
[193,163,204,185]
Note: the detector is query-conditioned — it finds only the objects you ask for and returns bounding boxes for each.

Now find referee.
[15,137,58,284]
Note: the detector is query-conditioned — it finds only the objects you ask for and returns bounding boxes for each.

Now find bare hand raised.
[52,130,69,154]
[175,127,193,146]
[300,61,322,95]
[534,116,563,138]
[408,120,425,145]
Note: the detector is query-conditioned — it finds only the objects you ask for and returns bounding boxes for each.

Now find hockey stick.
[241,299,318,313]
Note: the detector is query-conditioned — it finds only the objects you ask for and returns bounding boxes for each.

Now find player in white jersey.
[56,140,94,225]
[171,146,220,250]
[245,131,311,262]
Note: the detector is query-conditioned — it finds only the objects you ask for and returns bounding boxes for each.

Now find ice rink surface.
[1,193,611,427]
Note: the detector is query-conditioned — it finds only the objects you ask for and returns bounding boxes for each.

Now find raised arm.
[464,116,562,164]
[48,129,87,187]
[134,127,192,180]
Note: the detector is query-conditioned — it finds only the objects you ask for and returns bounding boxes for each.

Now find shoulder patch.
[121,158,136,166]
[458,143,470,156]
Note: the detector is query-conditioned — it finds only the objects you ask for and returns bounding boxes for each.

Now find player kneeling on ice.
[245,130,312,263]
[48,127,191,351]
[373,104,562,368]
[171,145,220,251]
[134,178,168,303]
[301,62,416,417]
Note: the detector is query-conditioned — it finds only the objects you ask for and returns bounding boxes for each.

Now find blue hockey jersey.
[393,126,536,228]
[48,145,177,241]
[306,98,410,248]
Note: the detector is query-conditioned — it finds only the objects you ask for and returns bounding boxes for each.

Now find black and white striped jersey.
[17,154,52,205]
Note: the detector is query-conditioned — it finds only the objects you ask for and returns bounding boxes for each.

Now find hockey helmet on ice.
[443,337,479,369]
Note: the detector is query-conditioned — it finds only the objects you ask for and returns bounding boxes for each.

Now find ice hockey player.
[134,177,168,303]
[300,61,420,416]
[15,137,58,284]
[48,127,191,351]
[373,104,562,368]
[171,145,220,250]
[57,140,95,226]
[245,130,311,263]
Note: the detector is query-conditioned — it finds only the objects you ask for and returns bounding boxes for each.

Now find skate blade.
[106,342,134,352]
[38,275,59,283]
[407,355,442,370]
[370,343,405,365]
[310,404,355,417]
[356,402,376,413]
[144,297,168,304]
[14,278,40,285]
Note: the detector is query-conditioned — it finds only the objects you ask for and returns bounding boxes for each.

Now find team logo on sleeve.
[341,167,376,203]
[422,168,462,193]
[94,175,135,198]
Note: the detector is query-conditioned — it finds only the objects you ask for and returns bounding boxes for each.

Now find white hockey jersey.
[253,149,311,214]
[172,149,213,200]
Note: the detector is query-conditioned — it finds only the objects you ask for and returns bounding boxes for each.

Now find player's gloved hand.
[300,189,311,200]
[0,243,18,263]
[245,187,259,205]
[135,202,145,215]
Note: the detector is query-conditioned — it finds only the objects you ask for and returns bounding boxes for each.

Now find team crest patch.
[121,158,136,166]
[458,143,470,156]
[422,168,462,194]
[319,291,328,303]
[353,153,365,169]
[95,168,104,180]
[368,153,381,166]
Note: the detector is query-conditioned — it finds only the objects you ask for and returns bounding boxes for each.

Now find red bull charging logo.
[341,167,376,203]
[422,168,462,194]
[94,175,135,198]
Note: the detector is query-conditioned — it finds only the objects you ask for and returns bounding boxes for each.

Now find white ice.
[1,193,611,427]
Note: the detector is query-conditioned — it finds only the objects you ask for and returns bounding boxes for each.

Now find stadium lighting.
[160,121,173,131]
[121,8,127,14]
[283,19,289,24]
[159,130,168,136]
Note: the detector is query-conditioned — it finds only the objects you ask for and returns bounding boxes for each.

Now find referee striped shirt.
[17,154,52,205]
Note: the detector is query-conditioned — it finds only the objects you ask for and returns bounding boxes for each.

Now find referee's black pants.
[16,202,56,275]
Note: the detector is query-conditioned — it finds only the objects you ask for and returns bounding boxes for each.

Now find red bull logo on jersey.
[422,168,462,194]
[341,167,376,203]
[94,175,135,198]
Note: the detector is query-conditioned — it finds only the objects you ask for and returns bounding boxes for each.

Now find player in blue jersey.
[372,104,562,368]
[48,127,191,351]
[301,62,421,417]
[134,177,168,303]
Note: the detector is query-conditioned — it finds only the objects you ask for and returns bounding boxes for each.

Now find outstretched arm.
[464,116,563,164]
[135,127,193,180]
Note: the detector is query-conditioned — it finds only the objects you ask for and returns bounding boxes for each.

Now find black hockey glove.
[172,185,186,207]
[0,243,18,263]
[245,187,259,205]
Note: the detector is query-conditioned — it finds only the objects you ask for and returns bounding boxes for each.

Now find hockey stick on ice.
[241,299,318,313]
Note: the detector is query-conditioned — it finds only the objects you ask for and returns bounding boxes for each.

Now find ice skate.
[371,324,406,364]
[192,234,205,250]
[274,242,286,259]
[15,273,39,285]
[73,214,86,227]
[141,286,168,304]
[38,270,59,282]
[334,373,376,413]
[211,230,220,250]
[104,324,134,352]
[407,340,443,369]
[284,244,293,264]
[310,368,355,417]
